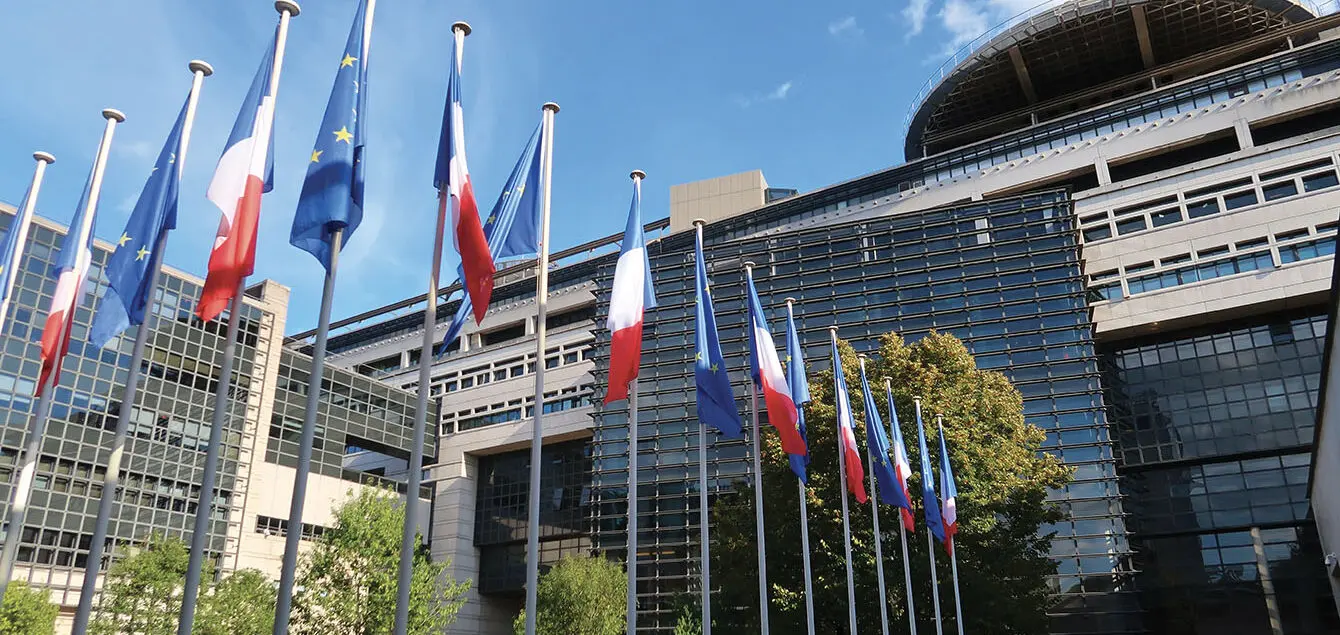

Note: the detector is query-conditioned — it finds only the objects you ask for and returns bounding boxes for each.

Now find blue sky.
[0,0,1037,333]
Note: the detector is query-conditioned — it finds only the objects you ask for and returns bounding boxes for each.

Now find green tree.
[291,486,469,635]
[91,533,208,635]
[713,332,1072,634]
[512,556,626,635]
[197,569,276,635]
[0,581,58,635]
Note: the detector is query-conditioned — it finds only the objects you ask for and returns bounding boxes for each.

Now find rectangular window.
[1150,208,1182,228]
[1186,199,1219,219]
[1223,190,1258,210]
[1116,217,1147,236]
[1303,171,1339,192]
[1082,225,1113,242]
[1261,180,1298,201]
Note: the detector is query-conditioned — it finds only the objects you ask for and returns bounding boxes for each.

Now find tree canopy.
[0,581,58,635]
[713,331,1071,634]
[512,555,626,635]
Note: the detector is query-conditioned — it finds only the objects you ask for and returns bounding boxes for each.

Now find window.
[1150,208,1182,228]
[1186,199,1219,219]
[1223,190,1258,211]
[1303,171,1339,192]
[1261,180,1298,201]
[1083,225,1113,242]
[1116,217,1147,235]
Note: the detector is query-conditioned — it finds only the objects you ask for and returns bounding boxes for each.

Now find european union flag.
[784,303,811,483]
[0,184,35,329]
[693,229,741,438]
[859,362,908,508]
[291,0,372,269]
[436,122,544,354]
[88,97,187,348]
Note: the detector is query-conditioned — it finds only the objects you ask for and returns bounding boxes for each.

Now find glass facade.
[0,213,270,598]
[473,440,593,595]
[1102,312,1340,634]
[590,191,1140,633]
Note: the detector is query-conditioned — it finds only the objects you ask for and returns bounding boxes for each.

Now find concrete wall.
[669,170,769,232]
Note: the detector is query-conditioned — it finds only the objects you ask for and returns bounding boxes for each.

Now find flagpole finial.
[32,152,54,164]
[275,0,300,16]
[692,218,706,228]
[743,260,755,270]
[189,60,214,77]
[784,296,795,305]
[857,354,868,360]
[452,21,472,36]
[828,326,838,334]
[914,395,922,403]
[630,170,646,181]
[101,109,126,123]
[543,102,560,113]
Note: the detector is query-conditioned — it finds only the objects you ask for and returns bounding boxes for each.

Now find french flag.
[435,25,493,324]
[830,340,867,504]
[603,174,656,404]
[36,173,98,396]
[938,419,959,555]
[197,37,278,321]
[886,388,916,532]
[744,271,806,455]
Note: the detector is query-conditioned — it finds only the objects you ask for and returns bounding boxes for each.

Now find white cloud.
[931,0,1069,59]
[735,80,794,108]
[828,16,862,38]
[903,0,931,38]
[116,140,157,160]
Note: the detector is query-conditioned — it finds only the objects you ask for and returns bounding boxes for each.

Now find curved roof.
[904,0,1318,159]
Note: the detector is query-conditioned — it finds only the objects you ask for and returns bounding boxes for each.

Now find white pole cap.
[543,102,560,113]
[452,21,472,36]
[784,296,796,304]
[692,218,707,227]
[743,260,755,269]
[630,169,646,181]
[33,152,54,164]
[102,109,126,122]
[275,0,301,16]
[189,60,214,76]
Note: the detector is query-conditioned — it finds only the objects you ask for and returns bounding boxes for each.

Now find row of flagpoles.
[0,1,569,634]
[603,200,970,633]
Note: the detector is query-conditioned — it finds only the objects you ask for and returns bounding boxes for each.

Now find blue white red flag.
[434,26,493,325]
[915,402,945,543]
[37,168,98,395]
[938,419,959,554]
[784,304,810,482]
[830,341,867,503]
[0,185,36,330]
[885,385,916,531]
[198,35,278,321]
[604,174,656,403]
[744,271,805,455]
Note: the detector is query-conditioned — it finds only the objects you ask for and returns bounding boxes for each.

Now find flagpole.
[887,379,917,635]
[784,298,815,635]
[0,108,123,604]
[829,327,858,635]
[940,415,964,635]
[181,5,297,634]
[271,223,342,635]
[742,262,771,632]
[522,101,559,635]
[0,152,55,330]
[72,60,211,635]
[916,397,943,635]
[625,168,646,635]
[693,219,712,635]
[858,356,891,635]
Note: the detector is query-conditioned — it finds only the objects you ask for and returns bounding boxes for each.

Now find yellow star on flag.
[710,363,719,373]
[135,246,151,261]
[487,215,497,224]
[695,352,704,362]
[117,232,131,247]
[340,54,357,68]
[333,127,354,144]
[310,150,323,163]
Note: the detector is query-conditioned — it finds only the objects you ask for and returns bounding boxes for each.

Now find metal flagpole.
[858,356,891,635]
[0,152,55,329]
[271,226,343,635]
[624,168,646,635]
[916,398,943,635]
[72,60,212,635]
[523,101,559,635]
[888,379,917,635]
[180,6,298,634]
[743,262,770,633]
[0,108,123,603]
[829,327,857,635]
[694,219,712,635]
[786,299,815,635]
[392,20,468,635]
[941,416,964,635]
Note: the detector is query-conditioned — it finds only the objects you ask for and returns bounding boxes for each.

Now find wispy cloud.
[930,0,1068,59]
[734,80,794,108]
[828,16,862,38]
[902,0,931,38]
[116,140,157,160]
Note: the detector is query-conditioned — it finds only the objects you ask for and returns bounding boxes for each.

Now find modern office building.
[299,0,1340,632]
[0,205,430,633]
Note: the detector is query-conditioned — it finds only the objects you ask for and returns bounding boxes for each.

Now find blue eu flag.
[784,303,810,483]
[291,0,372,269]
[859,361,908,508]
[436,122,544,354]
[88,97,187,348]
[693,229,741,438]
